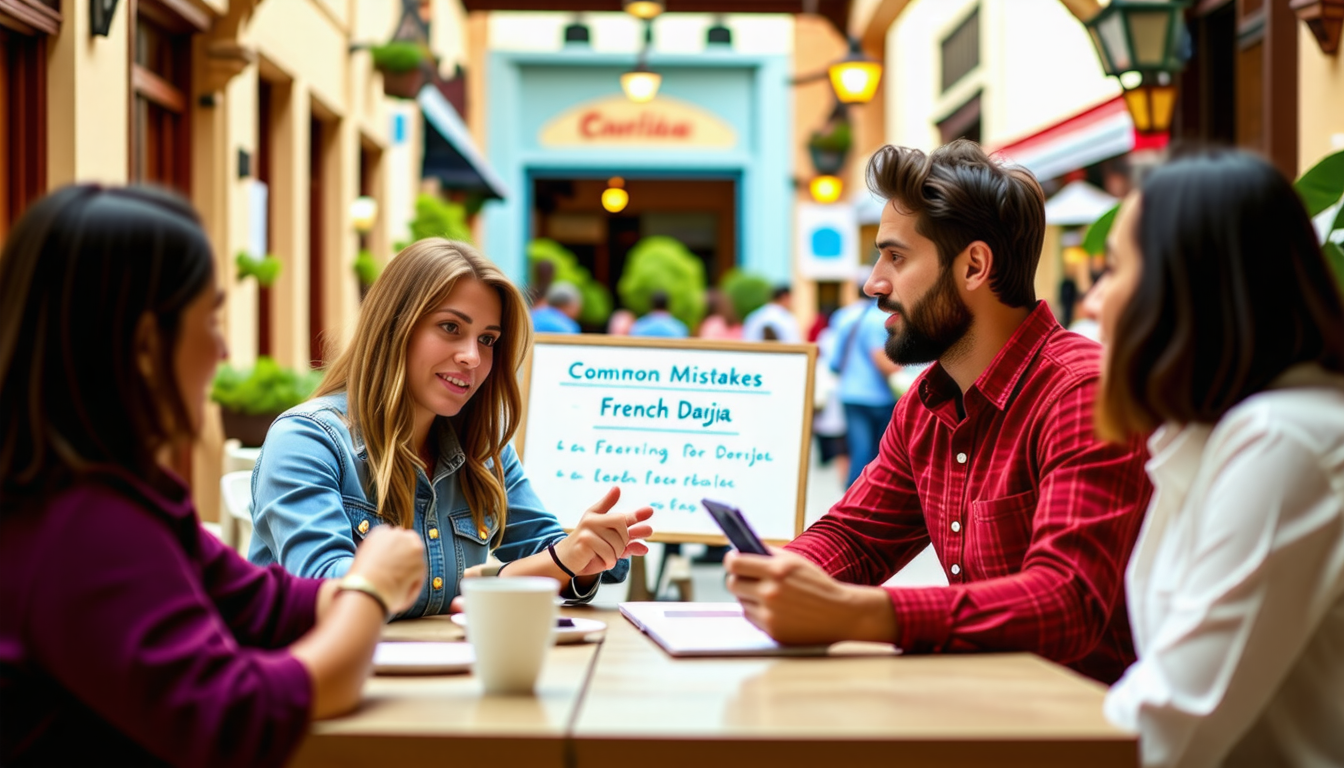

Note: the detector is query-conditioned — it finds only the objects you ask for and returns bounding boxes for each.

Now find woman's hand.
[554,486,654,576]
[347,526,426,614]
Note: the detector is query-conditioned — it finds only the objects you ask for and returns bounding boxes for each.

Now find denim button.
[432,577,444,589]
[429,528,440,540]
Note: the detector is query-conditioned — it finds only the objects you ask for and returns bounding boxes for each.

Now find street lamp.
[602,178,630,213]
[621,64,662,102]
[810,175,843,204]
[623,0,663,20]
[828,39,883,105]
[350,196,378,236]
[1084,0,1190,134]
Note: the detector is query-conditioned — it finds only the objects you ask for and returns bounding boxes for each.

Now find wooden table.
[288,615,599,767]
[292,609,1137,768]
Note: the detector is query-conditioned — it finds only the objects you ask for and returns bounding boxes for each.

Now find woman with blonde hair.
[249,239,653,616]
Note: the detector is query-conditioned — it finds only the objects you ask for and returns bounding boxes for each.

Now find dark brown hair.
[1099,148,1344,440]
[0,185,214,500]
[866,139,1046,307]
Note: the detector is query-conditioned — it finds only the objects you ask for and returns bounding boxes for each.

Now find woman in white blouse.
[1095,148,1344,767]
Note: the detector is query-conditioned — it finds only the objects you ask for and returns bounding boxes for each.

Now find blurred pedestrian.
[629,291,688,338]
[607,308,635,336]
[532,281,582,334]
[742,285,801,343]
[698,288,742,340]
[828,293,899,486]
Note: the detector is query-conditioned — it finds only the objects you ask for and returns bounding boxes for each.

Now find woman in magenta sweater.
[0,185,425,768]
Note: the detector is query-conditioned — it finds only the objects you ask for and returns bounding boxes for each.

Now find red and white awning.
[990,96,1166,182]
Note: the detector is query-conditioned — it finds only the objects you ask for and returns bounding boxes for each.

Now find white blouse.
[1105,364,1344,768]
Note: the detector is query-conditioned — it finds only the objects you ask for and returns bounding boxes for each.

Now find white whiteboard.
[517,335,816,544]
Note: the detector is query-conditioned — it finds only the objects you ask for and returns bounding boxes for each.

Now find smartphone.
[701,498,772,556]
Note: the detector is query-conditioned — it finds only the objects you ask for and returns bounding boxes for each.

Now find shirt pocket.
[967,490,1037,580]
[345,497,382,542]
[448,507,498,567]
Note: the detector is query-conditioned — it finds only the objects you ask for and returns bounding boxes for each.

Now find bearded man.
[725,140,1152,684]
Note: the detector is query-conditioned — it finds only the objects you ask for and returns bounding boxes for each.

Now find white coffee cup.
[461,576,559,694]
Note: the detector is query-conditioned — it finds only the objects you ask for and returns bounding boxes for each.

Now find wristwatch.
[335,574,392,621]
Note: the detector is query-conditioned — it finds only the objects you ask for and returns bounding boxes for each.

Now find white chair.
[219,470,255,554]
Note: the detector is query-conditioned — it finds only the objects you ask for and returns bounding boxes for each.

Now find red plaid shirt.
[787,302,1150,683]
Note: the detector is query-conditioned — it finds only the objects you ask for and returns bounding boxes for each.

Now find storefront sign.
[796,203,858,279]
[539,95,737,149]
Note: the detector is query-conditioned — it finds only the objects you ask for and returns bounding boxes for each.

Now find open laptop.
[619,602,830,658]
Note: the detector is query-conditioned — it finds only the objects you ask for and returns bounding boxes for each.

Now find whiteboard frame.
[517,334,817,545]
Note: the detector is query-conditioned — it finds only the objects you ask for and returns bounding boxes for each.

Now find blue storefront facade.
[483,47,795,287]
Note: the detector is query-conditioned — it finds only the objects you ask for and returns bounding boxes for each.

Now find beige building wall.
[886,0,1116,151]
[45,0,130,187]
[1298,27,1344,173]
[42,0,468,521]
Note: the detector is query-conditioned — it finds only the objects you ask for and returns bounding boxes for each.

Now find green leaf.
[210,357,324,415]
[370,42,427,74]
[408,194,472,244]
[353,249,381,287]
[1294,149,1344,217]
[1082,204,1120,257]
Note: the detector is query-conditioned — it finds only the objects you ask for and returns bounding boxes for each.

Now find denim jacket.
[247,394,628,617]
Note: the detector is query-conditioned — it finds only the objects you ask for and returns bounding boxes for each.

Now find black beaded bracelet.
[547,542,577,580]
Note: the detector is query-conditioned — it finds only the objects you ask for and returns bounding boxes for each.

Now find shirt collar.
[917,300,1060,412]
[347,400,467,475]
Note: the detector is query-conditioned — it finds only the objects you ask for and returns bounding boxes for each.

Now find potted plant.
[354,249,381,301]
[236,250,282,288]
[211,357,324,447]
[808,119,853,176]
[370,41,430,100]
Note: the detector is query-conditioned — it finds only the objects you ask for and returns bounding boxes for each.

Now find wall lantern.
[350,196,379,235]
[621,63,661,102]
[1084,0,1190,134]
[623,0,664,20]
[91,0,121,36]
[602,178,630,213]
[828,39,883,105]
[810,175,843,204]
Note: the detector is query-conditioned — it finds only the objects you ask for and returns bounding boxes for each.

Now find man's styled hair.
[1098,148,1344,441]
[866,139,1046,307]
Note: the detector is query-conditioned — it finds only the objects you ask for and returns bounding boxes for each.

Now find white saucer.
[373,641,474,675]
[450,613,606,644]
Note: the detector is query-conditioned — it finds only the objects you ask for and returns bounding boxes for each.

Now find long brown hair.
[1098,148,1344,441]
[315,239,532,538]
[0,185,214,502]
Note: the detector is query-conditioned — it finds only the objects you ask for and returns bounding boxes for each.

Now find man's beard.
[881,265,973,365]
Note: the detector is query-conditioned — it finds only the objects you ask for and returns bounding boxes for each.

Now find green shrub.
[617,236,706,329]
[527,238,613,326]
[719,268,772,323]
[370,42,427,74]
[235,251,281,288]
[1295,149,1344,295]
[210,357,323,416]
[408,193,473,244]
[353,249,381,287]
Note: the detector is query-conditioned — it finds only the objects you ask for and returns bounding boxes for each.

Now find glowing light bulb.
[810,175,843,204]
[602,177,629,213]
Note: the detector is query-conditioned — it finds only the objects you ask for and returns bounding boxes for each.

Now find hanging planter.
[371,41,431,100]
[808,119,852,176]
[354,249,381,302]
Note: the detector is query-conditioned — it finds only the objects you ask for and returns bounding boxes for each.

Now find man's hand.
[725,548,898,645]
[554,486,654,576]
